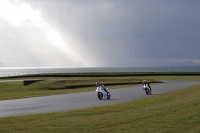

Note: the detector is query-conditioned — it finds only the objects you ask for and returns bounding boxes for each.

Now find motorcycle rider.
[143,80,152,92]
[96,82,109,94]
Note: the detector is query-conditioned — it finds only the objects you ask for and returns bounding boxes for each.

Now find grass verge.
[0,75,200,100]
[0,84,200,133]
[0,82,142,100]
[0,77,160,100]
[30,78,160,90]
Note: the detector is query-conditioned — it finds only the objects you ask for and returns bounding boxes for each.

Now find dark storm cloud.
[4,0,200,67]
[133,1,200,59]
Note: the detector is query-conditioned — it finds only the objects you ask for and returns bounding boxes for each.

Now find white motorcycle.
[96,87,111,100]
[143,84,152,95]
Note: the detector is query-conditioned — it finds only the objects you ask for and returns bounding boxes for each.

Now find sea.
[0,66,199,77]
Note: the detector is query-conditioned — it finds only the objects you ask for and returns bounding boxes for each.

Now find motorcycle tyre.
[107,92,111,99]
[98,93,103,100]
[145,89,148,95]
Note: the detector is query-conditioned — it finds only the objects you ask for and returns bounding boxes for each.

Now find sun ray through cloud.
[0,0,89,67]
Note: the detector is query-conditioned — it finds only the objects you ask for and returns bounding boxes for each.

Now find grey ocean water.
[0,66,200,77]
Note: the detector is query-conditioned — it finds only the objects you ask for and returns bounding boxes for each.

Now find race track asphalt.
[0,80,199,117]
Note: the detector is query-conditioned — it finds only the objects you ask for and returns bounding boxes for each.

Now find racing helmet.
[96,82,100,86]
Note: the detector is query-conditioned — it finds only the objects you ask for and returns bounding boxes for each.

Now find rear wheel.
[107,92,111,99]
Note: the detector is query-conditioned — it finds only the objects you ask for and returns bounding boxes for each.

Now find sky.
[0,0,200,68]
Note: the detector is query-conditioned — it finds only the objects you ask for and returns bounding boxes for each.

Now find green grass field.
[0,76,160,100]
[0,75,199,100]
[0,83,200,133]
[0,75,200,133]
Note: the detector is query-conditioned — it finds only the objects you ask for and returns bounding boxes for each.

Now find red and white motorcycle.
[96,87,111,100]
[143,84,152,95]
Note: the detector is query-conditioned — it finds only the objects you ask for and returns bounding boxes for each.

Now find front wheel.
[145,89,148,95]
[98,92,103,100]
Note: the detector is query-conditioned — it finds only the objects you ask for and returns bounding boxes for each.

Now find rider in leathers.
[96,82,109,94]
[143,80,152,92]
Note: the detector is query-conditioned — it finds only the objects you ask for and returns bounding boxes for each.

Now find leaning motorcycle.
[96,87,111,100]
[143,84,152,95]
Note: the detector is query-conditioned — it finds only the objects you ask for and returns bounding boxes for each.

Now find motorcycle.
[96,87,111,100]
[143,84,152,95]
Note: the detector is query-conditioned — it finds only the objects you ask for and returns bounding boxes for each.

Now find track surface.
[0,80,199,117]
